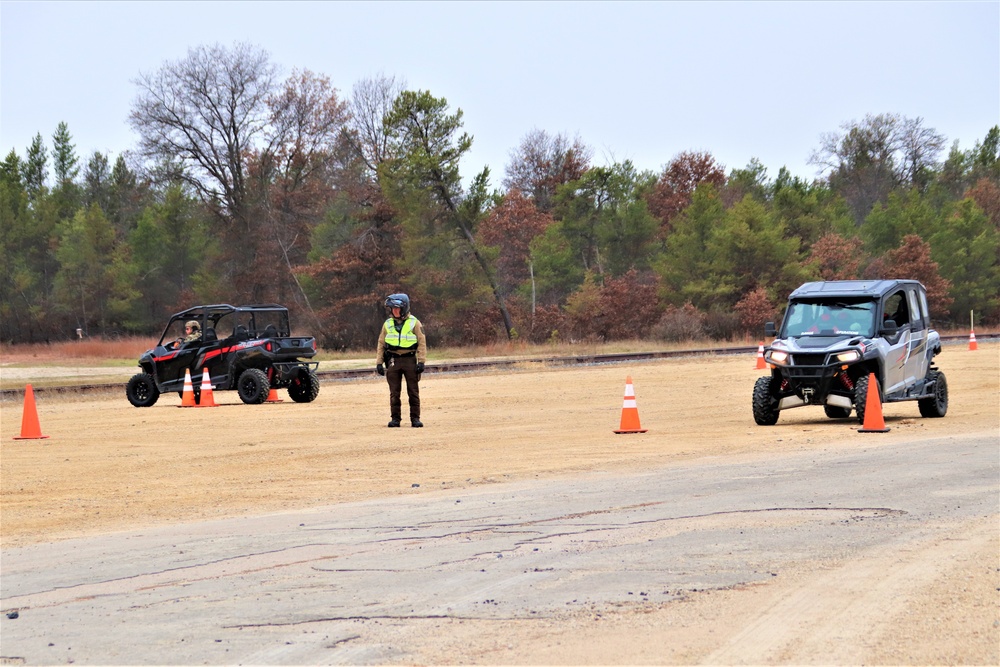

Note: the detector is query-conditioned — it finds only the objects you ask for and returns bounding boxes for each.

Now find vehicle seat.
[263,324,278,338]
[234,325,249,342]
[203,327,217,343]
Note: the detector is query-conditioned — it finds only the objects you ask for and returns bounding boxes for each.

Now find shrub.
[734,287,780,336]
[703,309,743,341]
[650,303,705,342]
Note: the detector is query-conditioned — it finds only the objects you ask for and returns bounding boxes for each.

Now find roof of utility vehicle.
[788,279,924,300]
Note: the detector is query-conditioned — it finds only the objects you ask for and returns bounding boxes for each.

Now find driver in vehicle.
[170,320,201,349]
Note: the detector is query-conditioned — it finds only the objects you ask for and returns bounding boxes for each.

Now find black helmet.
[384,293,410,318]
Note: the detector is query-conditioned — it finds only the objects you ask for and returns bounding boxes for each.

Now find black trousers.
[385,353,420,420]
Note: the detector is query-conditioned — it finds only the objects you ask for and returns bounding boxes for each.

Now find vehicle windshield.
[781,299,876,337]
[157,319,195,347]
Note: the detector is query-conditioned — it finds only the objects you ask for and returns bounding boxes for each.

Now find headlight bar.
[764,348,861,367]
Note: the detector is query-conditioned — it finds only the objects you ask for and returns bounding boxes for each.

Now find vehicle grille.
[791,354,826,366]
[786,353,830,383]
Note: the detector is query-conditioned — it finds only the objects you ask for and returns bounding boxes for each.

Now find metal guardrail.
[1,333,993,399]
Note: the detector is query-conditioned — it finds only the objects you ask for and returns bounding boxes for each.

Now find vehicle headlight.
[835,350,860,363]
[767,350,789,365]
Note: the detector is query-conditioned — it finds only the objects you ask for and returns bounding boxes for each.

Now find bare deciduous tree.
[503,129,591,212]
[899,116,946,188]
[266,69,350,190]
[347,74,407,177]
[261,69,351,324]
[129,42,278,229]
[809,113,945,225]
[130,44,352,309]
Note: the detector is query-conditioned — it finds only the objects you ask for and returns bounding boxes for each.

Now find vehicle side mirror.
[880,319,898,337]
[764,322,776,337]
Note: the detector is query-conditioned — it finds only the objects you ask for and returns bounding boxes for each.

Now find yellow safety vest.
[383,316,418,351]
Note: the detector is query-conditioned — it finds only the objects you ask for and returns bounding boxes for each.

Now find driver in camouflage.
[375,294,427,427]
[170,320,201,349]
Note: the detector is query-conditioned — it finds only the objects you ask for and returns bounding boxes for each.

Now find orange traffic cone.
[755,342,767,370]
[613,376,647,434]
[858,373,890,433]
[196,367,218,407]
[179,369,197,407]
[969,330,978,351]
[13,384,49,440]
[265,388,283,403]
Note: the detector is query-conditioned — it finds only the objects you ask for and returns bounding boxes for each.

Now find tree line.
[2,42,998,349]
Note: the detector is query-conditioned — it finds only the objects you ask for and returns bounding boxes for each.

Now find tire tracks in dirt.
[703,516,999,665]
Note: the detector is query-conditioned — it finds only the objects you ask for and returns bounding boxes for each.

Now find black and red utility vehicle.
[126,304,320,407]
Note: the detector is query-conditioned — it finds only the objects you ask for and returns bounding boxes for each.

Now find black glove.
[416,362,424,374]
[376,364,385,376]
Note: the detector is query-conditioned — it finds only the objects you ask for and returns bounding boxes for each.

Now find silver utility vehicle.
[752,279,948,425]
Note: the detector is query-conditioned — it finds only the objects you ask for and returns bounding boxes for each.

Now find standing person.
[375,294,427,427]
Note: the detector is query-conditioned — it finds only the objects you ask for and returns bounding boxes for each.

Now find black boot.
[411,418,423,428]
[387,418,401,427]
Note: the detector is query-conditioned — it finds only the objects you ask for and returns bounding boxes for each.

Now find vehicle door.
[152,320,202,393]
[880,289,911,397]
[194,322,224,384]
[902,286,929,388]
[200,313,235,387]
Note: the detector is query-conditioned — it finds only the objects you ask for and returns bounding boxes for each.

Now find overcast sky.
[2,1,998,188]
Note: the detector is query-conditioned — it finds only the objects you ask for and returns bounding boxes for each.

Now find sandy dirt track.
[1,343,998,664]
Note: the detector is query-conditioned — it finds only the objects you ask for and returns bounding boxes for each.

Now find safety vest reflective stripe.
[384,317,418,349]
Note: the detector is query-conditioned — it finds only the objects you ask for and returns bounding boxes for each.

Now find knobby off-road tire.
[853,373,883,425]
[287,369,320,403]
[127,372,160,407]
[823,405,852,419]
[237,368,270,404]
[752,375,780,425]
[918,369,948,418]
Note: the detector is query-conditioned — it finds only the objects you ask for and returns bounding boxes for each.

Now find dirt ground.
[1,343,998,664]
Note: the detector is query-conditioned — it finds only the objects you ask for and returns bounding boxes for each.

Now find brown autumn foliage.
[564,270,661,342]
[734,286,780,335]
[300,194,402,350]
[477,190,554,294]
[525,303,566,343]
[810,232,865,280]
[966,177,1000,229]
[443,300,509,346]
[866,234,954,315]
[645,151,726,231]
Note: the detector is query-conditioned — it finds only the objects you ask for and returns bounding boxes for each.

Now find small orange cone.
[265,388,283,403]
[13,384,49,440]
[755,342,767,370]
[614,376,647,434]
[196,367,218,407]
[179,369,197,407]
[969,330,978,351]
[858,373,890,433]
